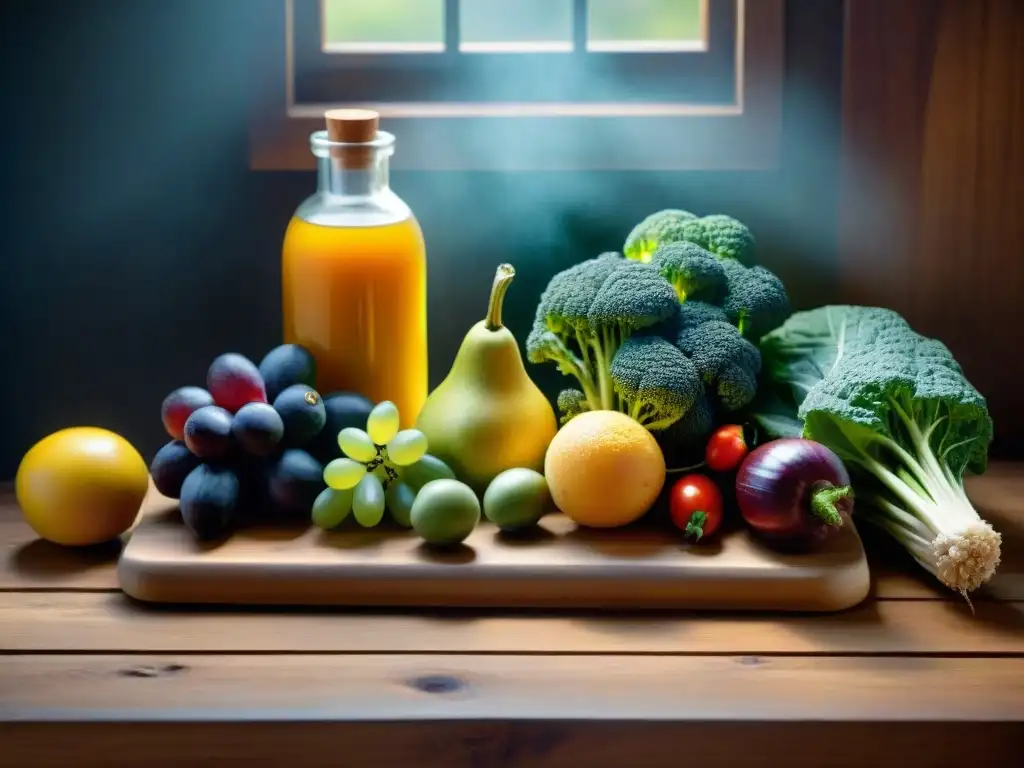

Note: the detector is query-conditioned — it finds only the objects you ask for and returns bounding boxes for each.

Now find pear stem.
[485,263,516,331]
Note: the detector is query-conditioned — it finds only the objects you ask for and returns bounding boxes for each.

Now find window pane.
[460,0,573,52]
[588,0,705,52]
[322,0,444,52]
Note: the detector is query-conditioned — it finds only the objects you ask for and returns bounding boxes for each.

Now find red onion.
[735,438,853,552]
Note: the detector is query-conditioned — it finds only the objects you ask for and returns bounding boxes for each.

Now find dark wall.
[840,0,1024,457]
[0,0,844,478]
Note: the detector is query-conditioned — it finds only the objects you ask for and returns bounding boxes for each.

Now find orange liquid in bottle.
[282,214,428,426]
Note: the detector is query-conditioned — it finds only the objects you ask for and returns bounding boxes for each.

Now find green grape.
[352,473,385,527]
[398,454,456,489]
[367,400,400,445]
[387,429,428,467]
[311,487,353,530]
[338,427,377,463]
[323,458,366,490]
[385,481,417,528]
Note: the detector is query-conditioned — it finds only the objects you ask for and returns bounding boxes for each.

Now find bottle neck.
[318,152,390,198]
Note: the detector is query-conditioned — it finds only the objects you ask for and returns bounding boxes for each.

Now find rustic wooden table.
[1,466,1022,767]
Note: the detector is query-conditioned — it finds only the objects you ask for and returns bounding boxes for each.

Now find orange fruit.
[544,411,666,528]
[16,427,149,546]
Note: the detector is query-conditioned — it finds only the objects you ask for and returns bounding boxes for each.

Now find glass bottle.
[281,110,427,426]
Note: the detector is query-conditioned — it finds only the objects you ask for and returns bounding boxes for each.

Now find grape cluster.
[313,402,455,530]
[150,344,373,541]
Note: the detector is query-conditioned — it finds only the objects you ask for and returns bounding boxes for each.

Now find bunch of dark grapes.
[150,344,372,541]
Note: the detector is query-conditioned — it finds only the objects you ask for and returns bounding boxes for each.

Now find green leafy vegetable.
[756,305,1000,597]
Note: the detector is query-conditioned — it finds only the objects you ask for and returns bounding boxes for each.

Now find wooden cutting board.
[118,488,871,611]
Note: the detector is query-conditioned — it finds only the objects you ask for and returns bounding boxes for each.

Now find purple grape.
[259,344,317,402]
[161,386,214,440]
[183,405,234,459]
[180,464,239,541]
[232,402,285,457]
[273,384,327,447]
[150,440,202,499]
[267,449,325,515]
[207,353,267,413]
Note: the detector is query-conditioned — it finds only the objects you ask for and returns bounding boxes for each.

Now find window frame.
[294,0,736,106]
[250,0,784,171]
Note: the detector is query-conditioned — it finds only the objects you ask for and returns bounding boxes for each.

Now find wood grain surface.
[839,0,1024,453]
[3,654,1023,722]
[3,592,1022,655]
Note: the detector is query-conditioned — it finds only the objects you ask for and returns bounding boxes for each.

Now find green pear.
[416,264,558,494]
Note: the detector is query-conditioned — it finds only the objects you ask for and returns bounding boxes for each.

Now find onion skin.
[736,438,854,552]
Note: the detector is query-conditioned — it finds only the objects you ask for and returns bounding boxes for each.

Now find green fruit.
[399,454,456,490]
[483,468,551,532]
[385,480,417,528]
[352,474,385,527]
[415,264,557,494]
[411,479,480,546]
[312,487,353,530]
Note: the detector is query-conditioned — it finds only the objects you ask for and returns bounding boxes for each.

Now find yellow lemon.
[16,427,149,546]
[544,411,666,528]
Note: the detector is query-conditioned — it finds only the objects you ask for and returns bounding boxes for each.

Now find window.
[251,0,784,170]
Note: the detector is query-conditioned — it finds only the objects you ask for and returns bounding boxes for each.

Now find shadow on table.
[11,537,123,580]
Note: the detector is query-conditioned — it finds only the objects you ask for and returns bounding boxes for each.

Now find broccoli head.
[623,209,697,262]
[720,259,791,340]
[556,389,590,425]
[526,254,680,418]
[676,320,762,412]
[610,334,703,431]
[650,242,726,303]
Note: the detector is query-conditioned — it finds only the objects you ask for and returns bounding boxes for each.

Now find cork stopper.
[325,109,379,143]
[324,109,380,168]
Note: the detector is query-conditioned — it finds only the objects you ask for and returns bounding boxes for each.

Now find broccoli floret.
[610,335,703,431]
[677,299,729,330]
[556,389,589,425]
[526,254,680,420]
[623,209,697,262]
[720,259,791,340]
[543,252,623,334]
[682,214,756,264]
[650,242,726,303]
[676,320,761,412]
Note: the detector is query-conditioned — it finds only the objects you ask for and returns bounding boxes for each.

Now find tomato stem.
[684,510,707,541]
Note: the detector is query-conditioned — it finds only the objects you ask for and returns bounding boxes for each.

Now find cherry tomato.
[670,474,724,542]
[705,424,749,472]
